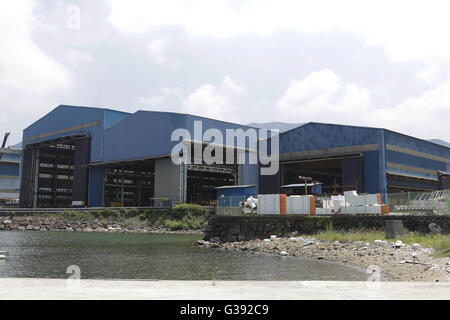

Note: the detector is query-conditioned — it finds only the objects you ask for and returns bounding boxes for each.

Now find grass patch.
[302,223,450,257]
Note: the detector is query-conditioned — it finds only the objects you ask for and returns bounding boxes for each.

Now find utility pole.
[299,175,312,196]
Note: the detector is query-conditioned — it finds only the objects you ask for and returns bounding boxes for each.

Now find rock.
[385,220,405,239]
[280,251,288,256]
[303,240,316,246]
[66,228,74,232]
[196,240,206,246]
[428,223,442,234]
[270,235,277,239]
[395,240,404,248]
[412,243,421,251]
[264,239,271,243]
[333,241,340,246]
[26,225,34,230]
[210,237,221,243]
[412,252,419,258]
[83,227,94,232]
[3,220,11,225]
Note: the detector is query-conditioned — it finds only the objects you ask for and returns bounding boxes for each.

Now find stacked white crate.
[258,194,280,215]
[286,195,311,214]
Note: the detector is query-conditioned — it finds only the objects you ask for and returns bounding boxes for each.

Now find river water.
[0,231,368,280]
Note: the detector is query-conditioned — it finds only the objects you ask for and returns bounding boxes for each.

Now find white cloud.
[0,0,70,95]
[277,70,371,121]
[66,48,95,65]
[137,95,165,107]
[161,86,182,96]
[108,0,450,64]
[147,38,180,66]
[183,76,247,121]
[276,69,450,141]
[138,86,182,107]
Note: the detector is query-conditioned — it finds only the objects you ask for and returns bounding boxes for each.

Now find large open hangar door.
[185,142,238,205]
[102,160,155,207]
[186,165,236,204]
[280,155,364,194]
[20,135,90,208]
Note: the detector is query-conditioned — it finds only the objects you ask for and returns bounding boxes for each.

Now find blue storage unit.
[216,185,257,198]
[216,185,257,208]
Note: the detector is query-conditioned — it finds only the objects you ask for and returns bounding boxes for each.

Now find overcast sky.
[1,0,450,145]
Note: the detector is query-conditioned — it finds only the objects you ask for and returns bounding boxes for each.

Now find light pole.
[299,176,312,195]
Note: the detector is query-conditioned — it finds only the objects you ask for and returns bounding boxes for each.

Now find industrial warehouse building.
[260,123,450,195]
[19,105,258,208]
[18,105,450,208]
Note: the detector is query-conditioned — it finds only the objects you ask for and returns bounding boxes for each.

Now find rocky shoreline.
[0,216,202,235]
[196,236,450,282]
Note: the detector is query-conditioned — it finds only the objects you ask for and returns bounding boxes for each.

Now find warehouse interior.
[280,155,364,194]
[20,135,90,208]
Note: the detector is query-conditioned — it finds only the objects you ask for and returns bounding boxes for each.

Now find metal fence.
[216,196,249,216]
[384,189,450,216]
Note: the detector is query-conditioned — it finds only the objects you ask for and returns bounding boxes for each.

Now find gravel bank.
[197,236,450,282]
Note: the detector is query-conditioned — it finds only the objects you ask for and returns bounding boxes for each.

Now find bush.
[172,204,207,218]
[101,209,117,219]
[125,208,140,218]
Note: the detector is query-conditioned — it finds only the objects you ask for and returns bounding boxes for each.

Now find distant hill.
[247,122,304,133]
[428,139,450,148]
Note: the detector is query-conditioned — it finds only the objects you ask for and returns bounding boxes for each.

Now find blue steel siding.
[384,130,450,188]
[88,168,104,207]
[363,151,382,193]
[217,186,257,198]
[102,111,260,162]
[103,109,131,130]
[0,163,20,176]
[280,123,382,153]
[184,115,257,149]
[279,123,387,194]
[23,105,109,162]
[386,150,447,172]
[102,111,186,162]
[386,178,439,191]
[384,130,450,159]
[0,153,21,163]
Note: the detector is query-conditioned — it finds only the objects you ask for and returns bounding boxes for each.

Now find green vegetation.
[141,204,210,231]
[57,205,210,231]
[302,223,450,257]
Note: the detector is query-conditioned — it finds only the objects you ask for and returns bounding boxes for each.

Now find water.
[0,231,368,281]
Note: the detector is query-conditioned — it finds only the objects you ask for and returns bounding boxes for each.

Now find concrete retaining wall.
[204,215,450,242]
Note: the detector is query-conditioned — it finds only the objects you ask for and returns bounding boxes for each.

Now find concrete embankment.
[0,278,449,300]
